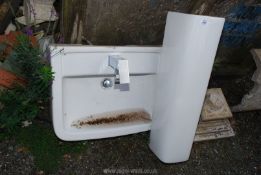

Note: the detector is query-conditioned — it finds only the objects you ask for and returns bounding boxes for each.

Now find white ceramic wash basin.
[51,12,225,163]
[51,46,160,141]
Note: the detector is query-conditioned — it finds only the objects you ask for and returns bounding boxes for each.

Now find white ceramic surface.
[149,12,225,163]
[51,46,160,141]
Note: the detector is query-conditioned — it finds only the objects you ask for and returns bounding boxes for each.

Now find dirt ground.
[55,113,260,175]
[0,76,260,175]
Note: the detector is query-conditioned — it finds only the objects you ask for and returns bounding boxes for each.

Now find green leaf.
[0,33,54,130]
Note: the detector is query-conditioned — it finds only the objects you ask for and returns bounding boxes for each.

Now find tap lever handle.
[108,55,130,84]
[118,59,130,84]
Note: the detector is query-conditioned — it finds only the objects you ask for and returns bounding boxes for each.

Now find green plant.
[15,122,88,173]
[0,34,53,130]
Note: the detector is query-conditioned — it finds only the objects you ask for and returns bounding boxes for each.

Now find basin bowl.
[51,46,160,141]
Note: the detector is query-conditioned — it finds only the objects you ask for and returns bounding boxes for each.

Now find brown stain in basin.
[72,111,151,128]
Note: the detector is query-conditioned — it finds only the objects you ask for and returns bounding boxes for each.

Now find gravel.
[0,76,260,175]
[0,139,35,175]
[53,112,260,175]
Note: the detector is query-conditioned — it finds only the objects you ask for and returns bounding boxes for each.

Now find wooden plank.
[61,0,195,44]
[194,129,235,142]
[196,119,231,134]
[61,0,87,43]
[201,88,233,121]
[194,119,235,142]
